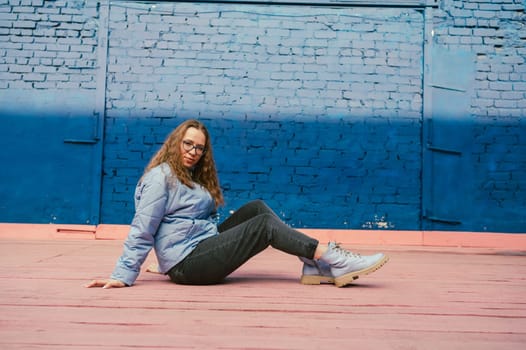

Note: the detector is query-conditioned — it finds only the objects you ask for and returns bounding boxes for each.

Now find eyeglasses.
[182,140,206,155]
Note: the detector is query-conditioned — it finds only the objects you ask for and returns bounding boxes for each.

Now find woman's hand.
[85,278,127,289]
[146,263,161,274]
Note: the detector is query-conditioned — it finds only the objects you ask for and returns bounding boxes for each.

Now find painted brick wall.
[102,2,424,229]
[0,0,99,90]
[1,0,525,232]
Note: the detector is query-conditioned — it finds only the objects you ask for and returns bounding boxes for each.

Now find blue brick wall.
[101,2,424,229]
[1,0,525,232]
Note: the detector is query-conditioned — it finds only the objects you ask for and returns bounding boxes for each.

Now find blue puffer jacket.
[110,163,219,286]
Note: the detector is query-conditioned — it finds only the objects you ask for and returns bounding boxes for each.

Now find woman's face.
[180,127,206,169]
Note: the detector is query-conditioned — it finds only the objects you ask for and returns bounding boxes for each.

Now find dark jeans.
[168,200,319,285]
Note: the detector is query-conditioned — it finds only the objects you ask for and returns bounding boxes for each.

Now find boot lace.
[333,242,362,259]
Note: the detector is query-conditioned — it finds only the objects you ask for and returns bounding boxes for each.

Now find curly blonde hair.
[144,119,224,208]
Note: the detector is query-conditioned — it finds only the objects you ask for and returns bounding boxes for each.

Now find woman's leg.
[217,199,278,233]
[168,199,388,287]
[168,210,319,285]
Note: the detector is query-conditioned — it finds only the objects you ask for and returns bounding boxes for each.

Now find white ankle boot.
[298,257,334,285]
[320,242,389,287]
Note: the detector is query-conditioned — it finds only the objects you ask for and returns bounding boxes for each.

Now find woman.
[86,119,388,289]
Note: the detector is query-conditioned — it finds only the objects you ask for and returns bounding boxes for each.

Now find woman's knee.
[247,199,266,208]
[248,199,275,215]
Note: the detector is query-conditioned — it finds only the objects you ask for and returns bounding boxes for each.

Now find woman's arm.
[87,173,168,288]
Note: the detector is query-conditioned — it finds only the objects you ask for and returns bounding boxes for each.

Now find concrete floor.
[1,232,525,350]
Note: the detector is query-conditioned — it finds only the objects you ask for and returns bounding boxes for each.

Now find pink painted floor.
[1,237,525,349]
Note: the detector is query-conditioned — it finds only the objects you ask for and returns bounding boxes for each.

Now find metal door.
[422,47,475,230]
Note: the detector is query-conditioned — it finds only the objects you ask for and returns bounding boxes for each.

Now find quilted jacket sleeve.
[110,173,168,286]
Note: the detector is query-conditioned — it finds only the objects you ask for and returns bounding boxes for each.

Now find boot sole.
[300,275,335,285]
[334,255,389,287]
